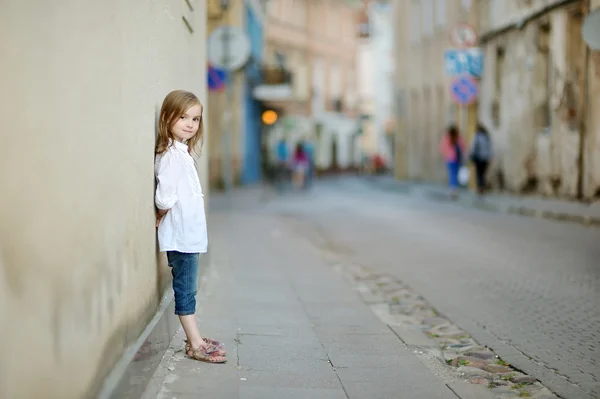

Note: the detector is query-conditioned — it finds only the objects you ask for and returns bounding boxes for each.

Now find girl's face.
[171,104,202,143]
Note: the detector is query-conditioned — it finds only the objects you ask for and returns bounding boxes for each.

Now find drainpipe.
[577,0,591,199]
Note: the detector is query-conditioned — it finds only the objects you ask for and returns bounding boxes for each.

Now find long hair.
[155,90,204,156]
[295,143,305,158]
[447,125,460,145]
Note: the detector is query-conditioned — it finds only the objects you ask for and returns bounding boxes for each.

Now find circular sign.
[449,23,478,48]
[450,75,478,105]
[207,64,227,92]
[207,26,251,71]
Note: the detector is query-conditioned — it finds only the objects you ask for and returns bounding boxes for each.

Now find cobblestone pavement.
[260,178,600,399]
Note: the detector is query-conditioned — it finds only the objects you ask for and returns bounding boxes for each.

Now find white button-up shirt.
[155,140,207,253]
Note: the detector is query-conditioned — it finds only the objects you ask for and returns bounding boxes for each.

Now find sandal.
[184,339,227,356]
[186,345,227,363]
[204,337,227,354]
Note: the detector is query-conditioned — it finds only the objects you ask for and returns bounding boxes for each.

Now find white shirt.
[155,140,207,253]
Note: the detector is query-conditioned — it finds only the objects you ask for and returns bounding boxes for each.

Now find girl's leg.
[447,162,460,197]
[167,252,204,347]
[167,251,226,362]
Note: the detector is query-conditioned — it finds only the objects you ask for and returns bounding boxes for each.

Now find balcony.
[252,64,294,102]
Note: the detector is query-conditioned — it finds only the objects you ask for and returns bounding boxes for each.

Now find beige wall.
[0,1,208,398]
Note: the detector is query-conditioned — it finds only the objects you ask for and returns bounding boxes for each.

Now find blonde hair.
[155,90,204,156]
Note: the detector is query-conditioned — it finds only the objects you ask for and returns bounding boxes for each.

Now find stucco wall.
[479,1,599,199]
[0,1,208,398]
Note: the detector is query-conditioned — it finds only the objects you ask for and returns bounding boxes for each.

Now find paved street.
[145,178,600,399]
[143,188,465,399]
[263,178,600,399]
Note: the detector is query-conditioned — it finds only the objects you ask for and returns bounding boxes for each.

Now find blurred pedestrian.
[440,125,466,198]
[303,139,315,188]
[154,90,226,364]
[275,138,289,193]
[469,123,493,195]
[292,142,309,189]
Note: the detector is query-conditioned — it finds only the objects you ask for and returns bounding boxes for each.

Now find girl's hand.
[156,209,168,227]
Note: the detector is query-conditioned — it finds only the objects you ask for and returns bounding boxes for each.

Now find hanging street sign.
[450,75,479,105]
[207,26,251,71]
[444,47,484,77]
[449,23,478,48]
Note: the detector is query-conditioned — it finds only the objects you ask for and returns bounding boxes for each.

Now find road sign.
[207,64,227,92]
[450,75,478,105]
[207,26,251,71]
[444,48,483,77]
[449,23,477,48]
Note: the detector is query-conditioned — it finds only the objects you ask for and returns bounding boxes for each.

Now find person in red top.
[292,143,308,189]
[439,125,466,198]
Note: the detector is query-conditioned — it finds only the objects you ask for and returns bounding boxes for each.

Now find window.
[435,0,446,27]
[329,62,342,100]
[492,47,505,127]
[422,0,434,37]
[410,1,420,44]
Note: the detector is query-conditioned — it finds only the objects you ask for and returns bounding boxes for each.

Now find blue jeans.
[446,161,461,189]
[167,251,199,316]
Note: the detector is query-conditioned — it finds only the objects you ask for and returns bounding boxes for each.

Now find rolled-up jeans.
[167,251,199,316]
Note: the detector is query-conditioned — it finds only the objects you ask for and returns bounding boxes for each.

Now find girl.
[292,143,308,189]
[440,125,466,198]
[154,90,226,363]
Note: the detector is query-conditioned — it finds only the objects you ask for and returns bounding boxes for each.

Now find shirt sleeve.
[155,151,181,210]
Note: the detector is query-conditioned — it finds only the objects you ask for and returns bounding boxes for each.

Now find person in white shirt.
[154,90,226,363]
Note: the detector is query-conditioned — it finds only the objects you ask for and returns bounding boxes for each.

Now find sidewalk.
[368,176,600,227]
[141,201,464,399]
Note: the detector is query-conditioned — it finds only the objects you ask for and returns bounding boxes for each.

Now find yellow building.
[207,0,246,188]
[393,0,477,183]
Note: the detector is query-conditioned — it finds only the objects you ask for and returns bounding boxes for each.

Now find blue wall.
[242,4,264,184]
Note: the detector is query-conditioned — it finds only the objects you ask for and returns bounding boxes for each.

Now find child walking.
[154,90,226,363]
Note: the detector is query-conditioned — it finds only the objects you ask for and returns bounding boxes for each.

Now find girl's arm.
[155,151,181,211]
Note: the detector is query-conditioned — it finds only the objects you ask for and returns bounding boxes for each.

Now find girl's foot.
[185,339,226,356]
[186,345,227,363]
[203,337,227,354]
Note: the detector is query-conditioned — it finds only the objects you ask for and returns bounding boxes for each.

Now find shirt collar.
[170,139,188,152]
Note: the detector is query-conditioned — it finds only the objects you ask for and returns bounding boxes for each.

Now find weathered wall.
[479,0,599,199]
[584,0,600,198]
[0,1,208,398]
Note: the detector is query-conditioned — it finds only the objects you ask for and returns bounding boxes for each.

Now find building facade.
[393,0,474,183]
[478,0,600,199]
[257,0,361,172]
[393,0,600,200]
[243,2,266,184]
[0,1,209,398]
[357,0,395,167]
